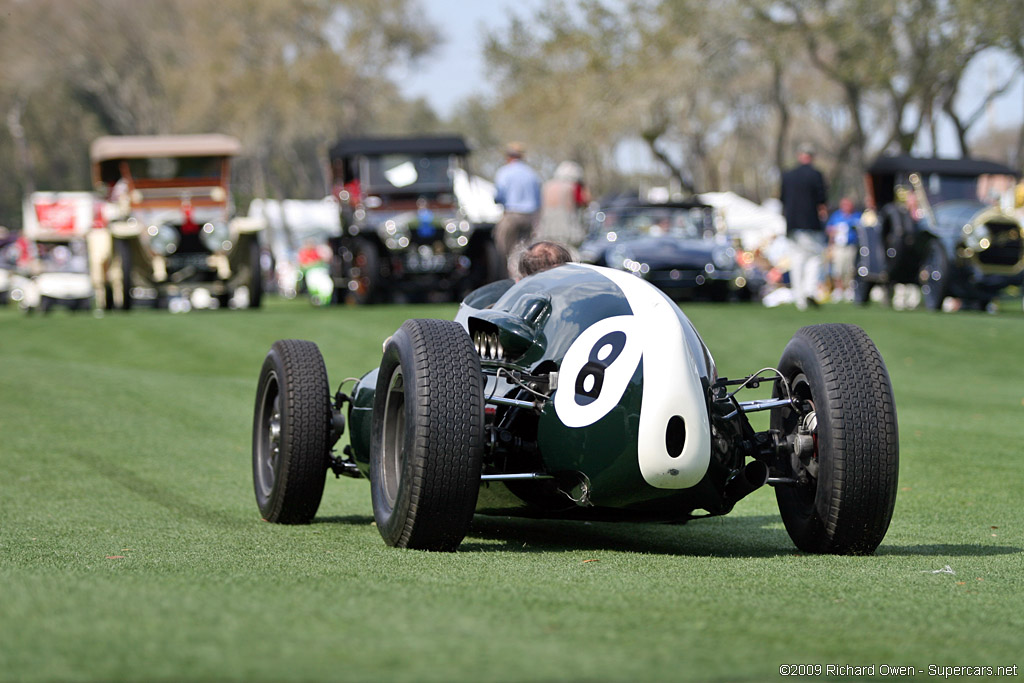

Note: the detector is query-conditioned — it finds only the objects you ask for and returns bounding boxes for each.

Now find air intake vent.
[473,330,504,361]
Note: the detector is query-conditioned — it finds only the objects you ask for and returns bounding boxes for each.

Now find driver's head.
[517,241,574,280]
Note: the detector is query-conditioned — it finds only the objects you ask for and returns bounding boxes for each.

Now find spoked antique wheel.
[771,324,899,555]
[252,339,332,523]
[347,239,382,305]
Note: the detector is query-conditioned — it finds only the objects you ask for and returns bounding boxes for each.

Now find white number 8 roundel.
[553,315,643,428]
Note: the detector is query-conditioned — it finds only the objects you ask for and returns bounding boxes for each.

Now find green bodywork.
[347,264,726,519]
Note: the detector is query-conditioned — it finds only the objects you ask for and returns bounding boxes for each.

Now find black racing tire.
[918,239,948,311]
[771,324,899,555]
[370,319,485,551]
[252,339,332,524]
[249,240,263,309]
[115,239,133,311]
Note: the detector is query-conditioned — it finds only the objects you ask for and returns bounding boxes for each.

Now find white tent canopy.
[699,191,785,250]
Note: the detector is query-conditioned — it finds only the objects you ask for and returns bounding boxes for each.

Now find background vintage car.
[90,134,264,310]
[578,199,760,301]
[327,135,501,304]
[9,192,95,312]
[855,155,1023,310]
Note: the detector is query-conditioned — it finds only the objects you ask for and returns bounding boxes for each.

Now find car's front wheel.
[771,324,899,554]
[370,319,485,551]
[252,339,332,523]
[248,240,264,309]
[919,239,948,311]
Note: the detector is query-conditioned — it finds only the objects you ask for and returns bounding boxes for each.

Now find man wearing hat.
[493,142,542,272]
[780,143,828,310]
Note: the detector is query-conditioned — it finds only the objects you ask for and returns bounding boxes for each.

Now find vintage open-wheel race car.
[251,264,899,554]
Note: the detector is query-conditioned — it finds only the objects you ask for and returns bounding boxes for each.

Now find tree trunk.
[6,100,36,197]
[772,60,789,175]
[641,131,695,195]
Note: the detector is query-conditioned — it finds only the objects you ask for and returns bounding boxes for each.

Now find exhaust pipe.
[724,460,769,506]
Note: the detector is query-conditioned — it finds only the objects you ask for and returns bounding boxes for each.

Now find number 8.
[574,331,627,406]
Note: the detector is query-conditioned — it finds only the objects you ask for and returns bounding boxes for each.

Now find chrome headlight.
[609,245,633,269]
[963,223,991,251]
[200,221,232,252]
[147,223,180,255]
[609,246,647,275]
[712,246,736,270]
[378,216,411,251]
[442,217,472,250]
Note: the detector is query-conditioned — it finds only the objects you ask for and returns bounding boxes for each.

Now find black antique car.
[854,155,1022,310]
[327,135,500,304]
[578,200,759,301]
[251,263,899,554]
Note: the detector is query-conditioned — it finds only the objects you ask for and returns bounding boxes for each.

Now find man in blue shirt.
[494,142,542,269]
[826,196,860,301]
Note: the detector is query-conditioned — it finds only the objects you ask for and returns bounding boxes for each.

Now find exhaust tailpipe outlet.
[724,460,770,505]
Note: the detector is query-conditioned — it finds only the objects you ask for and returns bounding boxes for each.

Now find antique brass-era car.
[327,135,501,304]
[251,263,899,555]
[855,155,1022,310]
[90,134,264,310]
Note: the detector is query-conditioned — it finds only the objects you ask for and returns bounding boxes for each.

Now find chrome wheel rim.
[380,367,406,508]
[256,372,282,501]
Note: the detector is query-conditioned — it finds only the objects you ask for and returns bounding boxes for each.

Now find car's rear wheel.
[114,239,133,310]
[771,324,899,555]
[881,203,916,274]
[919,239,948,311]
[252,339,331,523]
[370,319,485,551]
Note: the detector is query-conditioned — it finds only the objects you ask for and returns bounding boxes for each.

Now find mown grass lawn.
[1,295,1021,682]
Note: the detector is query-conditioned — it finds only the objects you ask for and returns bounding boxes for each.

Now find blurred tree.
[0,0,439,227]
[481,0,1023,202]
[484,1,640,191]
[2,0,1022,229]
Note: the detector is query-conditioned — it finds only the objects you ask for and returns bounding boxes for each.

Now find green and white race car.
[252,264,899,554]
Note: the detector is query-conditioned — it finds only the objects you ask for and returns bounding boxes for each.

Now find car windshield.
[126,156,223,181]
[362,154,455,194]
[593,206,710,239]
[920,173,1016,205]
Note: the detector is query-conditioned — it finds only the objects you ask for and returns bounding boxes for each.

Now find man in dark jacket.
[780,144,828,309]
